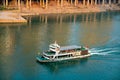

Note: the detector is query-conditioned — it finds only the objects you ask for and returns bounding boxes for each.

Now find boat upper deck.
[60,45,81,51]
[43,45,85,56]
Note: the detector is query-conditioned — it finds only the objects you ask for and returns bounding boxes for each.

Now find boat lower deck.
[36,54,91,63]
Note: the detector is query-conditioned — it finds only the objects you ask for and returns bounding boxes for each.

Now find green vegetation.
[0,6,18,10]
[0,6,6,10]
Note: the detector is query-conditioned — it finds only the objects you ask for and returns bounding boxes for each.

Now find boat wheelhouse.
[36,42,91,63]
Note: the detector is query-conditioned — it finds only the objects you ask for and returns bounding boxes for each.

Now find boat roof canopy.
[60,45,81,51]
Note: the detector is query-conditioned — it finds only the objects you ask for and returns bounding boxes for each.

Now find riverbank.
[20,5,102,15]
[0,4,120,23]
[20,3,120,15]
[0,11,27,23]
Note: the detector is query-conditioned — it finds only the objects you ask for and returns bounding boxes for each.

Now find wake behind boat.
[36,42,91,63]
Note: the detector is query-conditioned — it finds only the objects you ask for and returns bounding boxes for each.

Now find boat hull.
[36,54,91,63]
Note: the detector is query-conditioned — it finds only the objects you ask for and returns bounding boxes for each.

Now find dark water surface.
[0,11,120,80]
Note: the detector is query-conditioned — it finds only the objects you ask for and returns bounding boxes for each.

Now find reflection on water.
[0,12,119,51]
[0,11,119,55]
[0,27,15,55]
[0,11,120,80]
[0,11,119,54]
[29,12,115,23]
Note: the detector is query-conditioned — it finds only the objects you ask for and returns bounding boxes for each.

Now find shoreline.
[20,5,104,16]
[0,4,120,23]
[20,4,120,15]
[0,11,27,23]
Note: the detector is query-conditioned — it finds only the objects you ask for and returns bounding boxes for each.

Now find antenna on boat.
[54,41,57,44]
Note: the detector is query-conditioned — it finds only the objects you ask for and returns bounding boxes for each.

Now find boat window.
[61,49,76,53]
[43,55,48,58]
[43,54,53,59]
[50,47,55,49]
[76,48,81,50]
[58,55,70,58]
[46,51,55,54]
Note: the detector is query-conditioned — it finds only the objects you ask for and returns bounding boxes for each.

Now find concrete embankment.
[0,12,27,23]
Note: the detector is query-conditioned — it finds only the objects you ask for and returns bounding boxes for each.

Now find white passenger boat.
[36,42,91,63]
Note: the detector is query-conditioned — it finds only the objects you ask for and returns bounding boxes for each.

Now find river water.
[0,11,120,80]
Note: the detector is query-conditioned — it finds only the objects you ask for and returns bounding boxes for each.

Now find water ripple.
[89,47,120,56]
